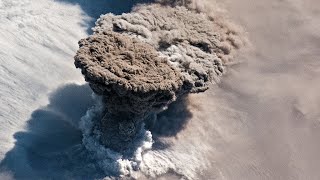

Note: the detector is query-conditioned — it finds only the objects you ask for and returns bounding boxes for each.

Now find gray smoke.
[74,0,245,175]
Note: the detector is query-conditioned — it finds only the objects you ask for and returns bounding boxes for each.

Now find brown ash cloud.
[75,31,185,151]
[94,4,244,92]
[75,2,244,153]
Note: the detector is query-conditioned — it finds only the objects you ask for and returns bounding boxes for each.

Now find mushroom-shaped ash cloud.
[74,3,244,152]
[75,31,185,151]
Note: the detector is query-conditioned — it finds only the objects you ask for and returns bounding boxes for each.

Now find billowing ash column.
[75,32,186,151]
[74,4,243,152]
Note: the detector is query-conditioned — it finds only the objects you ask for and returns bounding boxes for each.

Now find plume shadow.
[56,0,153,34]
[0,84,106,180]
[145,96,193,149]
[0,83,193,178]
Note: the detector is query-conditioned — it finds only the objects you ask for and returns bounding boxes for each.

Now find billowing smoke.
[74,0,244,178]
[75,31,184,151]
[94,4,243,90]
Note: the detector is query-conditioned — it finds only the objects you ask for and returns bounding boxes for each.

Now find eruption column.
[74,3,243,152]
[75,32,185,151]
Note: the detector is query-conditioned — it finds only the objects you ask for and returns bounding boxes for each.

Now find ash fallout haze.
[0,0,320,179]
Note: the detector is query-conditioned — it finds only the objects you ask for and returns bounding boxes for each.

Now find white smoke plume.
[79,95,153,178]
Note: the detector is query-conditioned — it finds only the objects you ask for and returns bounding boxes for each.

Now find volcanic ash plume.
[75,2,243,155]
[75,31,184,151]
[94,4,243,91]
